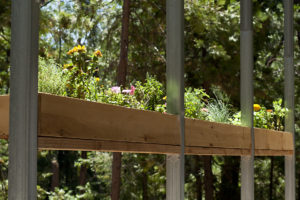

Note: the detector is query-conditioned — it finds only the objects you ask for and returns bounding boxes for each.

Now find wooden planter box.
[0,93,293,156]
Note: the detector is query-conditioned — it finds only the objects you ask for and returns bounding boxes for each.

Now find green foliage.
[134,75,165,111]
[38,57,67,95]
[254,157,284,199]
[63,45,102,99]
[48,188,77,200]
[184,88,209,119]
[205,87,233,123]
[184,0,240,102]
[98,75,166,112]
[40,183,98,200]
[0,140,8,199]
[38,185,97,200]
[97,85,141,109]
[121,154,166,199]
[0,0,10,95]
[231,99,287,131]
[0,69,9,95]
[206,98,231,123]
[40,0,122,82]
[83,152,112,200]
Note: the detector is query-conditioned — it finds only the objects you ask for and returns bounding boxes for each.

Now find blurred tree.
[0,0,11,94]
[112,0,131,199]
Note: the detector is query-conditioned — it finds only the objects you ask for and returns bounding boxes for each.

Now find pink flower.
[122,86,136,95]
[130,85,135,95]
[111,86,121,94]
[201,108,208,112]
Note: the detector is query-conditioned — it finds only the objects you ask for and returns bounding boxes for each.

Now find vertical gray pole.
[284,0,295,199]
[8,0,40,199]
[166,0,185,200]
[240,0,254,200]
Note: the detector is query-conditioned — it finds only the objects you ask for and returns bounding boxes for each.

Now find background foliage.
[1,0,300,199]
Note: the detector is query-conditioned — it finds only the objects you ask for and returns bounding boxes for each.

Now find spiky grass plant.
[38,57,67,96]
[206,98,231,123]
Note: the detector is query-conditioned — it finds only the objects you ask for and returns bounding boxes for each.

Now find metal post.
[284,0,295,199]
[166,0,185,199]
[8,0,40,199]
[240,0,254,200]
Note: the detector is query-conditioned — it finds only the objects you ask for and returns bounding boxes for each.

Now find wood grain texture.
[39,93,181,145]
[0,93,294,155]
[0,95,9,139]
[37,137,293,156]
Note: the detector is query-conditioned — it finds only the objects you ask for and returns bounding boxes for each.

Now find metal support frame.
[8,0,40,199]
[240,0,254,200]
[166,0,185,199]
[284,0,295,199]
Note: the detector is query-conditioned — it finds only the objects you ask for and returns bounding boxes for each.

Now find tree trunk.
[217,157,240,200]
[194,156,202,200]
[79,151,87,186]
[116,0,130,86]
[298,157,300,200]
[203,156,213,200]
[58,34,62,64]
[111,1,130,199]
[111,152,122,200]
[142,171,148,200]
[51,157,59,191]
[58,0,62,64]
[269,157,274,200]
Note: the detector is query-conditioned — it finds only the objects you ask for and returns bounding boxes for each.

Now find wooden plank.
[0,95,9,140]
[185,118,250,149]
[39,93,293,151]
[39,93,250,149]
[255,128,294,151]
[0,94,294,155]
[38,136,293,156]
[39,93,181,145]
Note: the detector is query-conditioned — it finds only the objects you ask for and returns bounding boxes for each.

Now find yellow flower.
[77,45,86,53]
[67,45,86,55]
[253,104,261,112]
[266,109,273,113]
[95,77,100,82]
[63,63,73,70]
[67,49,74,55]
[163,96,167,100]
[94,50,103,57]
[63,64,70,69]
